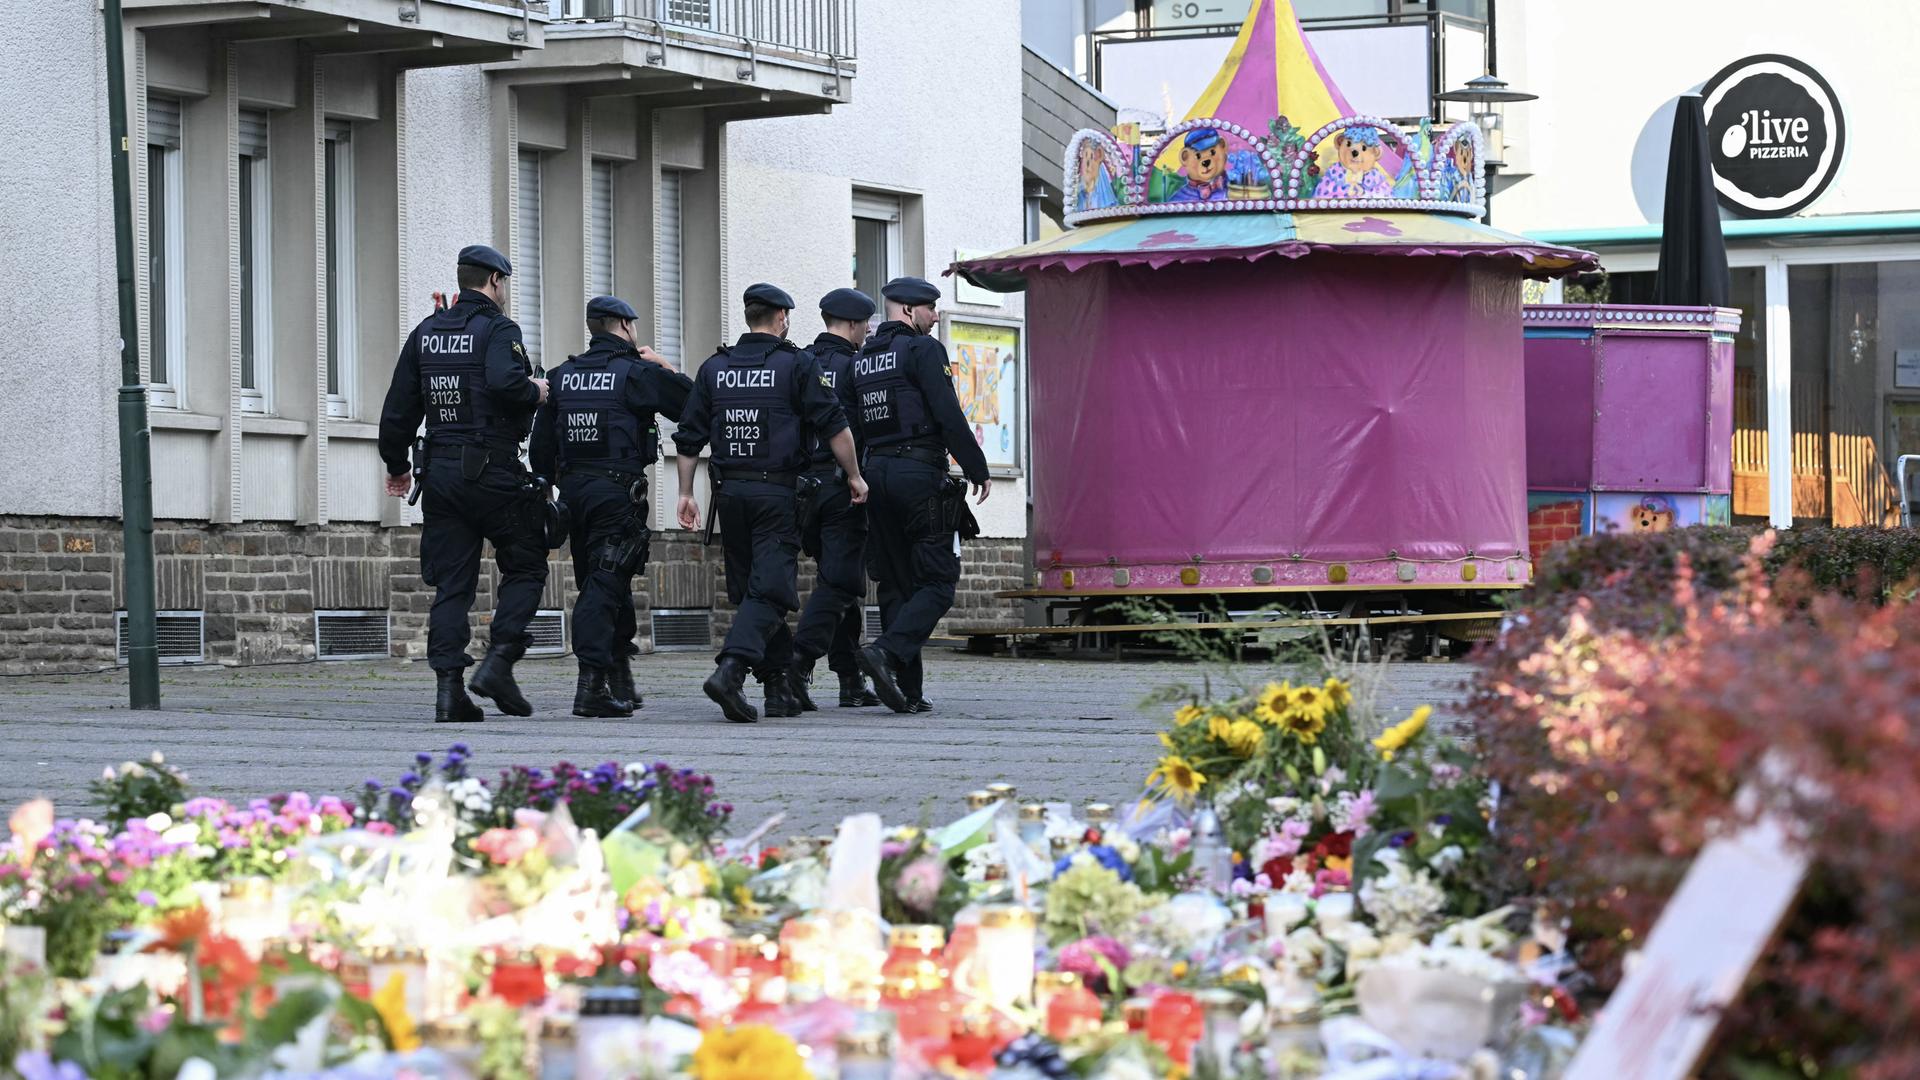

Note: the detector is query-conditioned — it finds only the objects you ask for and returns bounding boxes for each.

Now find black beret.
[818,287,877,322]
[743,282,796,310]
[881,276,941,305]
[456,244,512,276]
[586,295,638,321]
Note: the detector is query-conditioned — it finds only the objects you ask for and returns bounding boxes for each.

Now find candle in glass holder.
[780,916,828,1003]
[824,908,886,1005]
[985,783,1017,805]
[1045,975,1104,1042]
[420,1015,479,1072]
[973,906,1037,1010]
[881,924,947,1001]
[1083,802,1115,827]
[1122,996,1151,1033]
[219,877,277,958]
[733,932,783,1007]
[1017,804,1047,854]
[576,988,645,1080]
[965,790,995,813]
[943,917,981,1000]
[489,950,546,1007]
[1196,989,1244,1072]
[1032,970,1076,1018]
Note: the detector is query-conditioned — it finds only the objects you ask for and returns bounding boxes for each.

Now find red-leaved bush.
[1470,531,1920,1077]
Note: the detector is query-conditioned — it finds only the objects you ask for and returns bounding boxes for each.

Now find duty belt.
[714,466,799,489]
[562,464,649,487]
[869,444,948,467]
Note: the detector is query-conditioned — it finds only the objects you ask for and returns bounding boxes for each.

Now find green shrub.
[1533,525,1920,607]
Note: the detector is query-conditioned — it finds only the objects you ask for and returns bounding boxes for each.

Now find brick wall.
[0,517,1027,674]
[1527,499,1587,563]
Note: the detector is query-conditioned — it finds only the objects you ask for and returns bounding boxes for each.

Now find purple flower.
[398,771,421,788]
[136,890,158,907]
[415,752,434,769]
[1057,936,1131,992]
[13,1051,87,1080]
[1388,830,1415,848]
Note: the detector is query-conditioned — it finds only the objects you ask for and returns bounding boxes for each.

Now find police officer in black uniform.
[788,288,883,711]
[851,277,992,715]
[530,295,692,718]
[673,283,868,724]
[379,245,549,723]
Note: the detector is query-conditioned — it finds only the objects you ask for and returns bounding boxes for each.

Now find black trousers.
[793,472,868,675]
[561,473,644,670]
[715,479,800,675]
[864,455,959,680]
[419,455,548,672]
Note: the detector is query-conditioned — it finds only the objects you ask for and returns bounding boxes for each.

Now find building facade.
[1492,0,1920,529]
[0,0,1034,674]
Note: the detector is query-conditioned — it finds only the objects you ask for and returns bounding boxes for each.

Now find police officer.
[674,283,868,723]
[788,288,883,710]
[851,277,991,715]
[379,245,549,723]
[530,295,692,718]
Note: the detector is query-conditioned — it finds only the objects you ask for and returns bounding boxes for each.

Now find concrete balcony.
[502,0,855,119]
[121,0,544,66]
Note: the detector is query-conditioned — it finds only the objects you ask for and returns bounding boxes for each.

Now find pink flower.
[473,826,539,865]
[1310,867,1350,898]
[1057,935,1131,992]
[511,808,549,831]
[364,821,397,836]
[1253,819,1311,866]
[893,856,944,913]
[9,799,53,862]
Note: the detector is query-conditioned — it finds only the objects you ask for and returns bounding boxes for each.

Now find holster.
[599,477,652,575]
[796,473,825,556]
[460,444,489,482]
[938,477,981,541]
[407,437,428,506]
[703,474,720,546]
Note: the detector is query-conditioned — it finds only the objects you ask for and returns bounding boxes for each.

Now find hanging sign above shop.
[1701,54,1845,217]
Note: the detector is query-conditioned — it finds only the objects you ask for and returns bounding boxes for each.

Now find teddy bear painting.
[1629,495,1677,533]
[1313,126,1393,199]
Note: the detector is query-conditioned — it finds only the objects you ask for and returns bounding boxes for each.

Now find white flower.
[1109,835,1141,864]
[124,762,146,779]
[1279,869,1315,895]
[1044,808,1087,842]
[1314,892,1355,934]
[1266,796,1301,818]
[162,824,199,846]
[1429,844,1465,876]
[962,844,1004,884]
[143,812,173,832]
[1283,925,1329,973]
[1264,894,1309,937]
[447,777,493,816]
[1358,854,1447,937]
[102,766,116,781]
[150,751,166,765]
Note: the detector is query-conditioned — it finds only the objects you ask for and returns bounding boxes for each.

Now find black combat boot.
[909,697,934,714]
[468,642,533,717]
[857,645,912,714]
[606,655,642,712]
[573,664,634,718]
[435,670,485,724]
[702,656,758,724]
[762,673,802,718]
[837,671,882,707]
[787,659,820,712]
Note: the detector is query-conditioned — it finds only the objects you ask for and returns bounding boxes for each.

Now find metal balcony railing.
[553,0,856,62]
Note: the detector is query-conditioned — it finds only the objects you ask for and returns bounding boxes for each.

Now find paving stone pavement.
[0,651,1474,834]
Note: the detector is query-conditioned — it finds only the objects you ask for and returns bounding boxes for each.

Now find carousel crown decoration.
[1062,0,1487,225]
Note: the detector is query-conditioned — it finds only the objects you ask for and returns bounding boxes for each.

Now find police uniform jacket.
[674,332,848,475]
[853,320,991,484]
[805,331,865,470]
[529,332,694,481]
[378,289,539,475]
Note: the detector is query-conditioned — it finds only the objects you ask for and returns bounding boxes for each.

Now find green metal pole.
[103,0,161,709]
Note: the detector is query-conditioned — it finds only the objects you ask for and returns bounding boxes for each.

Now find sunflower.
[1373,705,1433,760]
[1206,713,1235,744]
[1322,676,1354,709]
[1222,719,1264,758]
[1285,683,1329,718]
[1173,703,1206,727]
[692,1023,808,1080]
[371,973,420,1053]
[1146,754,1208,801]
[1253,682,1292,725]
[1276,706,1329,744]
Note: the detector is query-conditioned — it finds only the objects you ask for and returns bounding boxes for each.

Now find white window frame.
[324,124,356,419]
[237,117,273,415]
[657,167,685,366]
[516,148,545,371]
[146,109,186,410]
[1595,240,1920,529]
[852,188,903,314]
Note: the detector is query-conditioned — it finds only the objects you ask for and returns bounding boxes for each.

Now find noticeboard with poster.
[941,315,1022,474]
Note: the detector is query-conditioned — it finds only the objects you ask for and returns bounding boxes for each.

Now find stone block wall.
[0,516,1027,674]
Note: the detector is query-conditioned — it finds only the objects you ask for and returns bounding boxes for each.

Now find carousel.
[953,0,1599,656]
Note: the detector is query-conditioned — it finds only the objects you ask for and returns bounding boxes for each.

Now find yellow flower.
[1173,703,1205,727]
[1324,854,1352,875]
[370,973,420,1053]
[1286,684,1328,717]
[1373,705,1433,760]
[1222,719,1264,758]
[693,1023,809,1080]
[1276,706,1328,744]
[1322,677,1353,709]
[1146,755,1208,801]
[1253,682,1292,725]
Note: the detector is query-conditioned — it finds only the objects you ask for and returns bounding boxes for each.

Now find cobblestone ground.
[0,652,1472,833]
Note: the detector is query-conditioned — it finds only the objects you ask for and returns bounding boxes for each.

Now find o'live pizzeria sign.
[1701,54,1845,217]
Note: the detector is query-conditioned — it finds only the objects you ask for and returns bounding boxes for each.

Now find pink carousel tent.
[954,0,1596,593]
